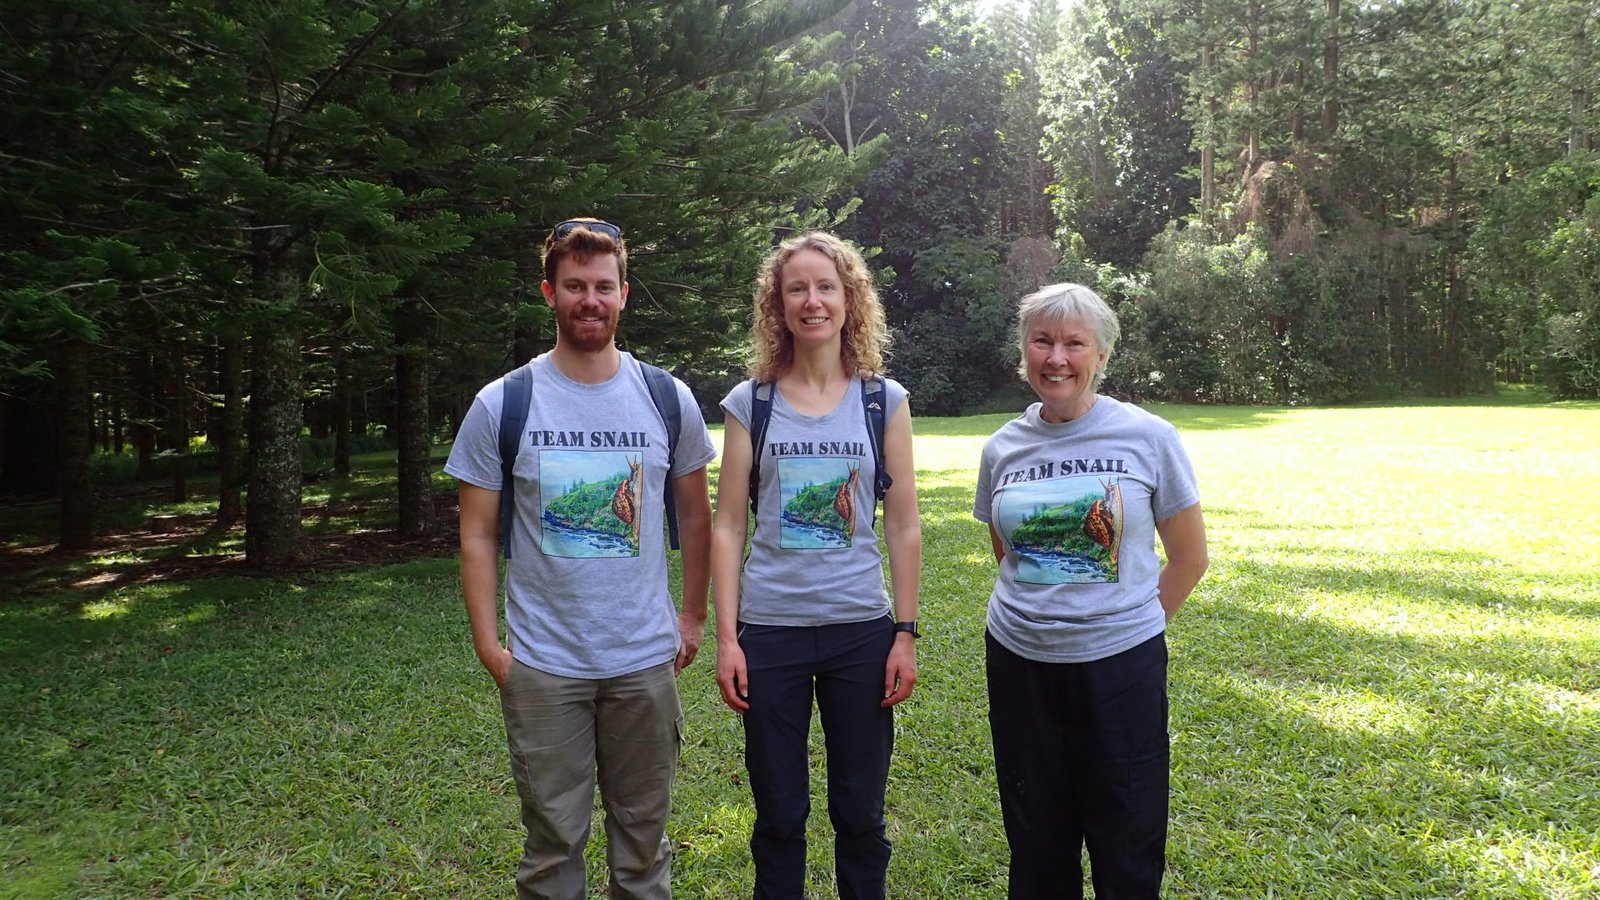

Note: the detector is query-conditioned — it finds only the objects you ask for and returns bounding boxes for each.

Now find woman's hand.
[881,633,917,707]
[716,638,751,713]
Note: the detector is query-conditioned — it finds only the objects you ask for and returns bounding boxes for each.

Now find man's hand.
[478,640,513,688]
[676,612,706,675]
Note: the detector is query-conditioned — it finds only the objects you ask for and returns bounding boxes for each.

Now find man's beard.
[556,307,618,352]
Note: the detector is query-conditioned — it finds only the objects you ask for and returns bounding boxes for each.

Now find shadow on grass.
[1226,548,1600,619]
[1165,559,1599,894]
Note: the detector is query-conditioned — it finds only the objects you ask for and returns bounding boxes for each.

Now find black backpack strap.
[747,379,775,517]
[639,362,683,551]
[498,363,533,559]
[861,375,892,526]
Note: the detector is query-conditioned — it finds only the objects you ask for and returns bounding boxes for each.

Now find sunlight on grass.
[186,539,244,558]
[161,604,219,628]
[1434,829,1600,900]
[1292,683,1426,737]
[676,804,757,860]
[143,500,216,518]
[79,598,135,620]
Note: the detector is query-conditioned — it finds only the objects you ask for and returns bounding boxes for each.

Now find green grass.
[3,397,1598,897]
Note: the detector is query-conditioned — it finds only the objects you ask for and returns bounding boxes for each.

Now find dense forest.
[3,0,1596,561]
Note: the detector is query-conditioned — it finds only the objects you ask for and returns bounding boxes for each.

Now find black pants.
[739,617,896,900]
[986,631,1170,900]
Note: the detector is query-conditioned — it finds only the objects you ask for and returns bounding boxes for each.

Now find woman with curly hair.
[711,231,922,899]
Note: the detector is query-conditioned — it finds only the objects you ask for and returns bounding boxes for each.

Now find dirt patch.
[0,494,461,600]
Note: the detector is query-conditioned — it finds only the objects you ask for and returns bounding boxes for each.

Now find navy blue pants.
[739,617,895,900]
[986,631,1170,900]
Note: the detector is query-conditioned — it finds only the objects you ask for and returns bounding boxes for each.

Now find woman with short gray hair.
[974,282,1209,898]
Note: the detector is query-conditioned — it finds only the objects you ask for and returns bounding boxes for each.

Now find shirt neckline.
[774,377,858,423]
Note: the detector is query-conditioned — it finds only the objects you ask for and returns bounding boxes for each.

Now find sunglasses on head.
[552,219,621,241]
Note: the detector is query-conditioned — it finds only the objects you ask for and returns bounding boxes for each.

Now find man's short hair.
[542,218,628,286]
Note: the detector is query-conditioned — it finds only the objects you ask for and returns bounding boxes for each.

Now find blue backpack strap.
[861,375,892,525]
[640,362,683,550]
[498,363,533,559]
[747,379,775,517]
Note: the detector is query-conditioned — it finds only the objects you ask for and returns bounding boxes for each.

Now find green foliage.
[1040,0,1196,268]
[0,0,871,553]
[1010,496,1100,557]
[1138,225,1284,402]
[545,474,636,547]
[1473,153,1600,398]
[804,1,1018,413]
[1036,0,1595,404]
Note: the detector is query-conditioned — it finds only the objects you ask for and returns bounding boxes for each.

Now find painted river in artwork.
[541,514,636,558]
[1015,547,1109,584]
[779,513,849,549]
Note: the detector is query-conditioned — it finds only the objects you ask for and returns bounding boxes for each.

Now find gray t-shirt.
[974,396,1199,664]
[721,377,909,627]
[445,352,715,679]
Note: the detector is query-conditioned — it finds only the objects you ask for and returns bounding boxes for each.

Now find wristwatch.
[892,620,920,639]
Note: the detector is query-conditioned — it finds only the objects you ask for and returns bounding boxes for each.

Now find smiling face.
[1024,316,1108,422]
[780,248,847,351]
[542,252,627,353]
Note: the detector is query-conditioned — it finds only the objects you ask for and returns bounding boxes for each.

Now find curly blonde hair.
[749,231,889,382]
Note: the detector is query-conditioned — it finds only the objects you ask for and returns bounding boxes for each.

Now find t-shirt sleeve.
[671,377,717,477]
[443,390,504,491]
[720,380,753,431]
[973,437,995,524]
[883,376,910,420]
[1151,420,1201,522]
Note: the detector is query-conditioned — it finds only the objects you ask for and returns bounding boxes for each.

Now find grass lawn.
[3,395,1598,898]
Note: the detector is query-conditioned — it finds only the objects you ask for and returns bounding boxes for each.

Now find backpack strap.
[498,363,533,559]
[747,379,775,517]
[861,375,892,526]
[639,362,683,550]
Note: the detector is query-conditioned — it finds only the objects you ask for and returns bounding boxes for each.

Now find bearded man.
[445,219,714,900]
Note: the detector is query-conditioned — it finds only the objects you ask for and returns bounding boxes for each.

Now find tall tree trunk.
[395,308,435,537]
[245,268,306,566]
[0,390,57,496]
[132,351,156,477]
[1571,10,1589,156]
[1322,0,1340,145]
[1200,35,1217,222]
[1291,60,1306,145]
[216,336,245,527]
[97,394,111,453]
[1246,10,1260,165]
[333,349,352,479]
[165,338,188,503]
[1440,155,1466,392]
[56,337,94,550]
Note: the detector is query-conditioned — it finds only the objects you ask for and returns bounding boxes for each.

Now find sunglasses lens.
[554,220,620,240]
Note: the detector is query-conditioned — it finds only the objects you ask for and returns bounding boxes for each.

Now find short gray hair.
[1015,283,1120,385]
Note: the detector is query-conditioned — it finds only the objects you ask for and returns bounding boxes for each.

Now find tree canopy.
[3,0,1597,555]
